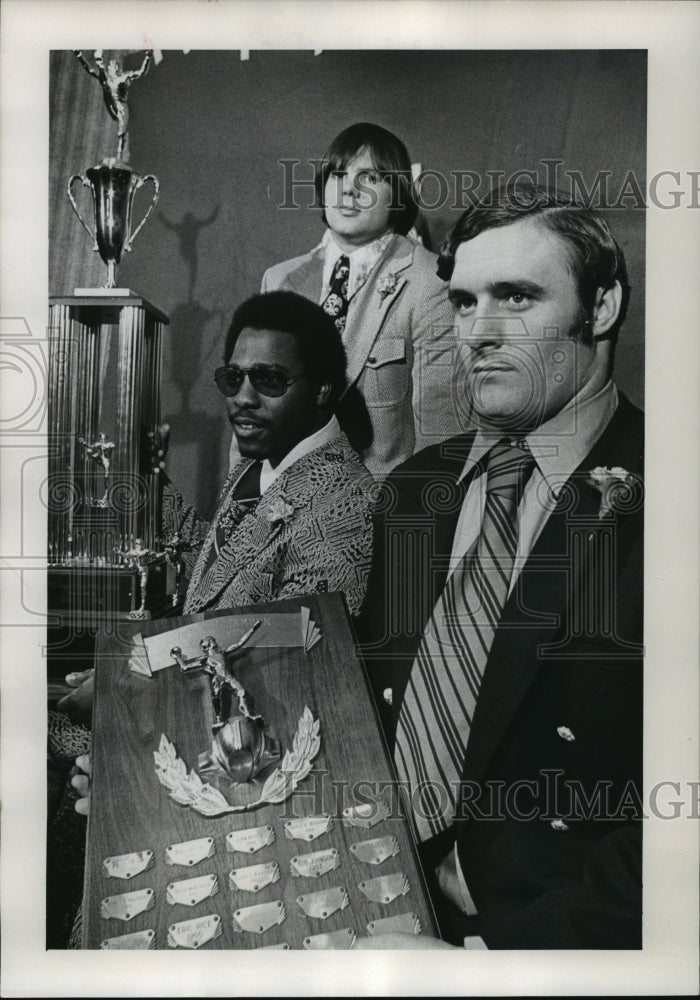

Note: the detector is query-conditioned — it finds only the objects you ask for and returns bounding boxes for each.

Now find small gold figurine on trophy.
[79,432,115,506]
[68,49,159,289]
[74,49,153,162]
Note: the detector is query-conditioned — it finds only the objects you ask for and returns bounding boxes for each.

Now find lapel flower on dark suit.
[587,465,643,518]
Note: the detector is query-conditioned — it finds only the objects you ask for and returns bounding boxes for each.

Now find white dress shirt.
[259,415,341,494]
[320,229,394,305]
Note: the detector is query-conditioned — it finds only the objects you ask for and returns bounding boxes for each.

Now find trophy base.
[73,287,138,297]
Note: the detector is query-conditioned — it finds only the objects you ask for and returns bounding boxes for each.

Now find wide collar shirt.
[449,379,619,590]
[258,414,340,495]
[320,229,394,304]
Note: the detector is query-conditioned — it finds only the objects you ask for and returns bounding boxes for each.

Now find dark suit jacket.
[359,392,644,948]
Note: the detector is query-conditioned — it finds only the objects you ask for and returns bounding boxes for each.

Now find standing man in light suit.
[261,122,456,480]
[357,183,644,950]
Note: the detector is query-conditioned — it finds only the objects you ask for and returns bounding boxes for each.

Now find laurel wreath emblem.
[153,706,321,816]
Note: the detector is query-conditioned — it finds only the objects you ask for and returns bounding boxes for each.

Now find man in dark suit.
[357,184,643,950]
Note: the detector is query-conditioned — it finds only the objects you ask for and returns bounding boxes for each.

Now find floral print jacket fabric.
[180,433,375,616]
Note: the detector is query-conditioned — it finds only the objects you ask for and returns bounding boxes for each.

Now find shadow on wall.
[159,202,229,519]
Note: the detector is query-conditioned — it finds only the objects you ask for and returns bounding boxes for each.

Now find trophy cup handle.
[67,174,99,250]
[124,174,160,252]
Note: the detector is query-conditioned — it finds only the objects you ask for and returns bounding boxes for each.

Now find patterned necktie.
[394,440,536,841]
[322,254,350,335]
[202,461,262,574]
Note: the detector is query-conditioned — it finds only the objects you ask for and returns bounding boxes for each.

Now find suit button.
[368,356,377,364]
[382,687,393,706]
[550,818,570,832]
[556,725,575,741]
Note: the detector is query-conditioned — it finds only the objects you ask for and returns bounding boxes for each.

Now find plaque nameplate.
[283,815,333,842]
[342,800,390,829]
[228,861,280,893]
[296,886,349,919]
[350,835,400,866]
[290,847,340,879]
[232,899,286,934]
[167,914,222,949]
[100,929,156,950]
[358,872,410,904]
[166,873,219,907]
[226,825,276,854]
[165,836,215,867]
[303,927,356,950]
[103,849,154,880]
[367,912,422,936]
[100,887,155,922]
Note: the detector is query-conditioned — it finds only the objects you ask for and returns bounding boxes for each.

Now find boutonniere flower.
[265,497,295,530]
[377,272,398,300]
[587,466,636,519]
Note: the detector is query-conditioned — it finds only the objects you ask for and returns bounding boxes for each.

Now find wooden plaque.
[83,593,438,949]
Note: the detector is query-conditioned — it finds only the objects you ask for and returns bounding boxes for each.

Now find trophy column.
[47,293,170,627]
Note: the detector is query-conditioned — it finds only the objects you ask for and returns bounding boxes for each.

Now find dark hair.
[223,291,347,407]
[315,122,418,236]
[438,182,631,342]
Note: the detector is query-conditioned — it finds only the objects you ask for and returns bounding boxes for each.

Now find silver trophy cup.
[68,158,159,288]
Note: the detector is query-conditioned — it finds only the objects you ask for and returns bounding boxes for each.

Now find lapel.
[284,245,325,302]
[187,436,353,611]
[462,395,644,781]
[343,236,415,389]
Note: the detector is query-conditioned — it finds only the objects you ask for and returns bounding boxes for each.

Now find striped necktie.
[322,254,350,335]
[394,440,536,841]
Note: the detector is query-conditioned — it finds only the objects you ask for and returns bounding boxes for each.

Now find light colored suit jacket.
[261,234,458,479]
[183,432,374,617]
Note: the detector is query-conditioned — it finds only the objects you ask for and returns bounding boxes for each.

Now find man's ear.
[316,381,332,407]
[591,281,623,339]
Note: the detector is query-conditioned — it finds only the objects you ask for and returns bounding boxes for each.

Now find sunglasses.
[214,364,308,398]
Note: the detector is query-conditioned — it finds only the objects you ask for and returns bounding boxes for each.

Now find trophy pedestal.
[47,295,170,671]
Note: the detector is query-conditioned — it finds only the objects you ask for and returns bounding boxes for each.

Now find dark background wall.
[50,49,646,518]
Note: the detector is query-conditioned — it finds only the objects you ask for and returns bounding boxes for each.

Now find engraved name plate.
[260,943,291,950]
[290,847,340,879]
[165,836,215,867]
[367,912,422,936]
[100,887,155,922]
[350,835,400,866]
[358,872,410,904]
[166,873,219,907]
[103,849,154,880]
[342,800,390,829]
[296,886,349,920]
[232,899,286,934]
[229,861,280,893]
[226,825,275,855]
[100,929,156,950]
[303,927,356,950]
[167,913,222,949]
[283,815,333,842]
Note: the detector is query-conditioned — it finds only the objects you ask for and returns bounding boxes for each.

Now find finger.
[75,754,92,775]
[75,796,90,816]
[71,773,89,795]
[65,668,95,688]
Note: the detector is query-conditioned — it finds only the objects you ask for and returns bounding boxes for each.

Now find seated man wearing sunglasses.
[175,289,375,617]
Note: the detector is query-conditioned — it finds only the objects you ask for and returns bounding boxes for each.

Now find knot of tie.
[485,440,536,499]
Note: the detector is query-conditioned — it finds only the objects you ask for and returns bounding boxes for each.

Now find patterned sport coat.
[182,432,375,617]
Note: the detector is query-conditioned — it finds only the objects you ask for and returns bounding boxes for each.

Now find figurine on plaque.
[68,49,159,289]
[153,619,321,815]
